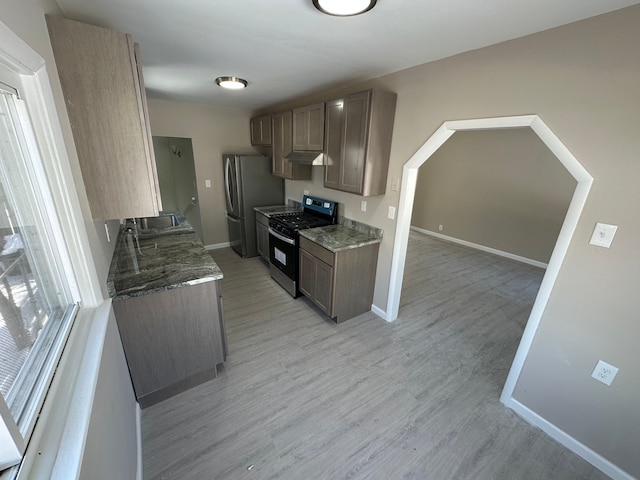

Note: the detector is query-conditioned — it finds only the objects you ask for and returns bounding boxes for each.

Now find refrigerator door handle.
[225,157,234,212]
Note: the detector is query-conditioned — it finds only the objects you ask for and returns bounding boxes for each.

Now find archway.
[384,114,592,404]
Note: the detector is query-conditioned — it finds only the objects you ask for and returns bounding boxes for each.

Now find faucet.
[124,218,144,255]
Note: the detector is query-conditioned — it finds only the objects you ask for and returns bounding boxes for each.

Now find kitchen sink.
[134,213,179,230]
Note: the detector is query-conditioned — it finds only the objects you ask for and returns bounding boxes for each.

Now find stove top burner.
[269,195,337,240]
[270,212,331,230]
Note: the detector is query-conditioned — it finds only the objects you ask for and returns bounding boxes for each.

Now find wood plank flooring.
[141,232,609,479]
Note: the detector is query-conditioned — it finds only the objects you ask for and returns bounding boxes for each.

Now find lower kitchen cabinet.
[299,236,379,323]
[113,280,226,408]
[256,211,269,262]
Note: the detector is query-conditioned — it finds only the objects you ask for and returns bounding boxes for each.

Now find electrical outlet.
[361,201,367,212]
[205,179,211,188]
[591,360,619,386]
[438,224,444,231]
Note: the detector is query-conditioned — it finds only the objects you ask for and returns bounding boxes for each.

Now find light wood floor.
[141,232,609,479]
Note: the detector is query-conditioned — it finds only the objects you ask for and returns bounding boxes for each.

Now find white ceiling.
[56,0,640,112]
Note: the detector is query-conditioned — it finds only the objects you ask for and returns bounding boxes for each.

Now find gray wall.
[147,99,254,248]
[79,312,138,480]
[262,6,640,476]
[411,128,576,264]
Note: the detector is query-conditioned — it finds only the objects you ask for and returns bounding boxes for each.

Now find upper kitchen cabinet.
[250,114,272,146]
[46,15,161,220]
[292,103,324,152]
[271,111,312,180]
[324,89,397,196]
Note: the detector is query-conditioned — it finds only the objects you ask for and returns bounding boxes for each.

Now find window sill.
[4,301,112,480]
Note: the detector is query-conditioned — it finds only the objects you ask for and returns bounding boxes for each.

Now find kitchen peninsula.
[107,213,226,408]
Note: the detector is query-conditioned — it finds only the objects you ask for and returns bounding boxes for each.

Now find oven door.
[268,227,297,280]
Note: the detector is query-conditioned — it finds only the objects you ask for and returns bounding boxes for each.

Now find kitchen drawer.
[300,236,334,267]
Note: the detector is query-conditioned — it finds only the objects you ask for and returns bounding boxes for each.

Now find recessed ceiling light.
[313,0,376,16]
[215,76,248,90]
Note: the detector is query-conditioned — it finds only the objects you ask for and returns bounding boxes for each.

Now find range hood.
[285,151,325,166]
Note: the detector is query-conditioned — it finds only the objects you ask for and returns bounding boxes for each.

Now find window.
[0,71,78,470]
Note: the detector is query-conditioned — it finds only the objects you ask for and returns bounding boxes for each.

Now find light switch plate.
[387,206,396,220]
[205,179,212,188]
[589,222,618,248]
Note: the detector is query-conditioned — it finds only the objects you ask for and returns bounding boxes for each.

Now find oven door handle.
[268,227,296,245]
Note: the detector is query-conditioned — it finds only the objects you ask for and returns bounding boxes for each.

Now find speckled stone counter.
[299,219,383,252]
[107,213,223,299]
[254,204,302,217]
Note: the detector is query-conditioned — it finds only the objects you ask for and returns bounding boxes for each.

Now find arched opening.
[385,115,593,404]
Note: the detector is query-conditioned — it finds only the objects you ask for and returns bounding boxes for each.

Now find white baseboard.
[205,242,231,251]
[410,227,548,269]
[371,304,388,322]
[136,404,143,480]
[505,397,634,480]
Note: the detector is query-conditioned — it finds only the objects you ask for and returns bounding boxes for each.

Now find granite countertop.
[299,220,383,253]
[254,204,302,217]
[107,212,223,299]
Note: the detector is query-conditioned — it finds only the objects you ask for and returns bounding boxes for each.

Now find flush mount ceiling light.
[215,76,248,90]
[313,0,377,16]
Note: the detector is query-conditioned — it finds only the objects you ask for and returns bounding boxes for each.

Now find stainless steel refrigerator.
[224,154,284,257]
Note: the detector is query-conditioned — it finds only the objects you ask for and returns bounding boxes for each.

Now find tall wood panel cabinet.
[271,111,312,180]
[46,15,161,220]
[324,89,396,196]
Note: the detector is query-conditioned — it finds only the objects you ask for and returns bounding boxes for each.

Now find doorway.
[152,136,203,240]
[411,128,576,267]
[385,115,593,405]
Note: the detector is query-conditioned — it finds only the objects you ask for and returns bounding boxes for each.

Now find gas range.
[269,196,337,239]
[268,195,337,297]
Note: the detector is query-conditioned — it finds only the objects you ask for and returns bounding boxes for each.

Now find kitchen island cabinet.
[299,224,381,323]
[108,214,226,408]
[272,111,312,180]
[46,15,161,220]
[324,89,397,196]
